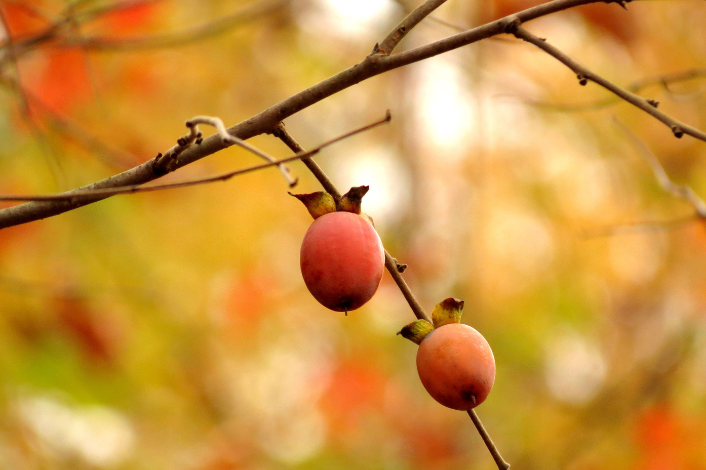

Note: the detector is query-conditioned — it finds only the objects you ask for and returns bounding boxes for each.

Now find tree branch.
[0,0,649,230]
[0,114,390,205]
[517,67,706,112]
[511,25,706,141]
[469,410,511,470]
[377,0,448,55]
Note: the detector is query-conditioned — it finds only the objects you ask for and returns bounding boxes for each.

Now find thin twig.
[513,67,706,112]
[272,124,512,470]
[511,25,706,142]
[186,115,298,187]
[0,113,390,204]
[377,0,448,55]
[468,410,511,470]
[0,0,661,230]
[271,123,342,200]
[271,119,431,325]
[613,117,706,217]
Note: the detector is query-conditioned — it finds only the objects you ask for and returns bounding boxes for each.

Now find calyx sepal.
[289,191,336,219]
[431,297,464,328]
[397,319,434,345]
[339,186,369,214]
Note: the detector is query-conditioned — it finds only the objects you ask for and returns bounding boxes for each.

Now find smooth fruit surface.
[416,323,495,410]
[300,211,385,312]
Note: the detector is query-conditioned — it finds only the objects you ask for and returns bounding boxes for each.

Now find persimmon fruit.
[300,211,384,313]
[416,323,496,410]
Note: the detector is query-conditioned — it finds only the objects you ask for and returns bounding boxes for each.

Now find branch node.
[671,125,684,139]
[647,99,659,108]
[577,74,588,86]
[503,16,522,35]
[394,259,408,273]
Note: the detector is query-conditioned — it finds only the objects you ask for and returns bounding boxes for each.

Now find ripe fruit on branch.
[399,298,496,410]
[294,186,385,313]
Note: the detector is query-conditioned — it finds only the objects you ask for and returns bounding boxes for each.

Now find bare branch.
[0,113,390,206]
[511,25,706,142]
[512,67,706,112]
[613,118,706,217]
[271,123,342,200]
[377,0,448,55]
[0,0,647,229]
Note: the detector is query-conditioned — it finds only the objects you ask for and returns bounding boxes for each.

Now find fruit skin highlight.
[300,211,385,313]
[416,323,496,410]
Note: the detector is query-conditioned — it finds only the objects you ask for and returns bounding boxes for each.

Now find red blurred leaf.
[53,296,119,366]
[0,2,49,39]
[98,1,160,35]
[25,46,93,115]
[320,360,386,433]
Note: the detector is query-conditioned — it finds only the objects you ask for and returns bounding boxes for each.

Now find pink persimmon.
[300,211,384,312]
[416,323,495,410]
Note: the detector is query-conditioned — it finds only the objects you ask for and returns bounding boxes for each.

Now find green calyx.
[397,319,434,345]
[289,191,336,219]
[398,298,465,345]
[431,297,464,328]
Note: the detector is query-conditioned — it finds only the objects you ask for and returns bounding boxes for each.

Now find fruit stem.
[273,125,510,470]
[468,410,511,470]
[272,123,342,203]
[272,124,431,324]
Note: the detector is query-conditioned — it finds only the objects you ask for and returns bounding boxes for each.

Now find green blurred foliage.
[1,0,706,469]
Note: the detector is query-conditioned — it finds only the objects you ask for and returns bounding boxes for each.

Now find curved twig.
[511,25,706,141]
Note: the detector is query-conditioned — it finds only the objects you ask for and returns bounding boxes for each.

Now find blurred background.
[1,0,706,468]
